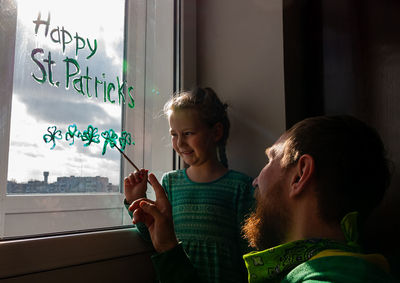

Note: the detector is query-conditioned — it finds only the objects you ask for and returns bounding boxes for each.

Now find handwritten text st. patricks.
[30,13,135,108]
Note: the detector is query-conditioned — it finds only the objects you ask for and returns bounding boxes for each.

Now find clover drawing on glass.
[65,124,82,145]
[43,126,62,150]
[43,124,134,155]
[81,125,100,147]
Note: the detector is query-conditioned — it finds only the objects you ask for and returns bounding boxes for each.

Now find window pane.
[7,0,126,194]
[0,0,174,239]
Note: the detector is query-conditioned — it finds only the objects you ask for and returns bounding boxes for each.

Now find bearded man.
[130,115,396,282]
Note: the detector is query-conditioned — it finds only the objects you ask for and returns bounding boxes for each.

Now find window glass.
[0,0,174,239]
[7,0,125,194]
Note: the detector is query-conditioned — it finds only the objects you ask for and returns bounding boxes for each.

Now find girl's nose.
[177,135,185,147]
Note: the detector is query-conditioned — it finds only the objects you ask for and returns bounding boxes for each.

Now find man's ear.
[289,154,315,198]
[213,122,224,143]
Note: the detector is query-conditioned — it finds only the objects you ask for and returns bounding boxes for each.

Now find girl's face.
[168,109,220,167]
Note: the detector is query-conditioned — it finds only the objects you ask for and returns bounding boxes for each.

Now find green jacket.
[151,212,396,282]
[152,242,396,283]
[244,245,395,283]
[284,250,395,282]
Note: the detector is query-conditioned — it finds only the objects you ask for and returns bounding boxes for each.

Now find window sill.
[0,227,154,279]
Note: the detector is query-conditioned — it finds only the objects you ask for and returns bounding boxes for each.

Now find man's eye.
[184,132,193,136]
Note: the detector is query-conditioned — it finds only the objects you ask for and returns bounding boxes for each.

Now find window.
[0,0,174,239]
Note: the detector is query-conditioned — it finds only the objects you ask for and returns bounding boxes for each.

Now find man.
[130,115,395,282]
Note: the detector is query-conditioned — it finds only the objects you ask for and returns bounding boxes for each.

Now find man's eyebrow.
[265,147,275,157]
[266,146,278,159]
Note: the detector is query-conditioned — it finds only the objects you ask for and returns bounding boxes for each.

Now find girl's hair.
[164,87,230,167]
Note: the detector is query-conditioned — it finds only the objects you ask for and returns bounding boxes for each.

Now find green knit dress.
[159,169,255,283]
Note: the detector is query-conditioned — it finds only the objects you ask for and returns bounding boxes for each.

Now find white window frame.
[0,0,174,239]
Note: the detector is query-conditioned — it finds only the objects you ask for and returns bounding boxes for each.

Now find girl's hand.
[124,169,149,204]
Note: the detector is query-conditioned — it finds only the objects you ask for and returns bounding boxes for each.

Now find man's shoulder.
[282,254,396,283]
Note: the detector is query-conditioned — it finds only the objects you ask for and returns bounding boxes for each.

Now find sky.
[7,0,127,185]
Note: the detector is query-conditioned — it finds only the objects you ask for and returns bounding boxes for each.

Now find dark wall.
[283,0,324,127]
[283,0,400,278]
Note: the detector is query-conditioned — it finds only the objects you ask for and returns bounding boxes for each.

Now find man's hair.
[282,115,391,223]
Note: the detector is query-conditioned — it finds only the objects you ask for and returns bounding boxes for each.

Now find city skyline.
[7,170,119,194]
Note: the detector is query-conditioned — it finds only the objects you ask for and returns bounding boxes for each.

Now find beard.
[242,181,291,251]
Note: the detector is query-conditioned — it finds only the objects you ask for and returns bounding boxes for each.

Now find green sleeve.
[123,199,151,242]
[124,198,133,218]
[151,243,201,283]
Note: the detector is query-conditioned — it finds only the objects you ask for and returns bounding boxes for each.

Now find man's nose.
[252,177,258,188]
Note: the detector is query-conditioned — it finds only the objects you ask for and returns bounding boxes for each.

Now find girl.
[124,87,254,283]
